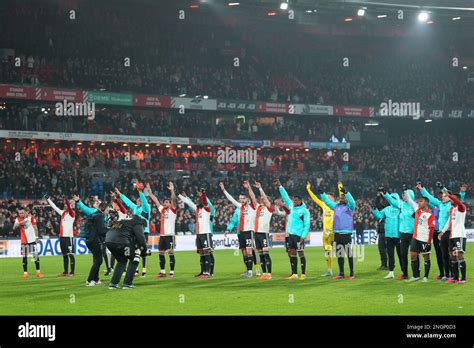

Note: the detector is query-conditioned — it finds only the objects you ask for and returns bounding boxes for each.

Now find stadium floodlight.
[344,17,353,22]
[463,66,468,70]
[203,95,209,99]
[228,2,240,6]
[377,14,387,18]
[452,17,461,20]
[418,11,429,22]
[306,10,312,13]
[357,9,365,16]
[179,93,186,97]
[425,119,433,123]
[280,2,288,10]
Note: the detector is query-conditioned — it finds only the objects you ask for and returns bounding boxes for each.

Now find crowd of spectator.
[0,1,473,108]
[0,103,362,142]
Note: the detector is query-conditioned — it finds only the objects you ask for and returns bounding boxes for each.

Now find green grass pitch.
[0,245,472,315]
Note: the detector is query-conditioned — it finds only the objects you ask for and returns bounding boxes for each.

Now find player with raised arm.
[179,188,213,278]
[220,181,257,278]
[384,184,415,280]
[417,181,467,282]
[372,187,401,279]
[439,187,468,284]
[405,192,435,282]
[248,181,274,280]
[147,182,177,278]
[45,195,76,276]
[14,207,43,278]
[276,179,310,280]
[73,194,113,275]
[273,198,291,274]
[320,182,356,280]
[306,182,335,277]
[115,182,151,277]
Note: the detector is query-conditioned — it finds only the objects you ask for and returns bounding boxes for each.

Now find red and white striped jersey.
[158,206,177,236]
[15,214,37,244]
[447,206,466,239]
[196,207,211,235]
[47,198,75,237]
[239,204,256,232]
[413,208,435,243]
[255,204,273,233]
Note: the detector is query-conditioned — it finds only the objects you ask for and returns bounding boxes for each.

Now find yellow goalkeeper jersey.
[306,184,334,232]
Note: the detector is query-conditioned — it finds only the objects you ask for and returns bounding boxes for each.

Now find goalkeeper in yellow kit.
[306,182,335,276]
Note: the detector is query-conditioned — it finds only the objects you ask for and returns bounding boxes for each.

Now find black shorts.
[196,234,212,250]
[238,231,254,249]
[410,238,431,254]
[144,233,149,244]
[158,235,175,251]
[60,237,75,255]
[449,237,467,253]
[287,234,304,251]
[285,236,289,251]
[255,232,269,250]
[334,232,352,245]
[21,242,37,256]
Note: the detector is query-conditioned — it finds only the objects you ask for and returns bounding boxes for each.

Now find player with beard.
[221,181,257,278]
[276,179,310,280]
[147,182,177,278]
[14,207,43,278]
[247,181,274,280]
[273,198,291,274]
[44,195,76,277]
[179,188,213,278]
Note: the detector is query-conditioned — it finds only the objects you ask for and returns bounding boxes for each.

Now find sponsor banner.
[193,138,225,146]
[41,87,84,103]
[170,97,217,111]
[133,94,171,108]
[217,99,257,112]
[293,104,333,116]
[271,140,304,148]
[334,105,371,117]
[0,130,190,145]
[87,91,133,106]
[307,141,350,150]
[256,102,289,114]
[229,139,264,147]
[3,230,473,257]
[0,85,37,100]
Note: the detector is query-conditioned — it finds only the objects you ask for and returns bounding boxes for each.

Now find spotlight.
[228,2,240,6]
[357,9,365,16]
[425,119,433,123]
[418,11,429,22]
[280,2,288,10]
[377,14,387,18]
[452,17,461,21]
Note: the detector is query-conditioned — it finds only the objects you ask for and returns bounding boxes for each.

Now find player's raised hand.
[181,191,187,198]
[219,182,225,191]
[254,181,262,189]
[145,182,151,191]
[243,181,250,190]
[114,187,121,196]
[168,181,175,191]
[135,182,144,192]
[72,194,80,202]
[274,179,281,187]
